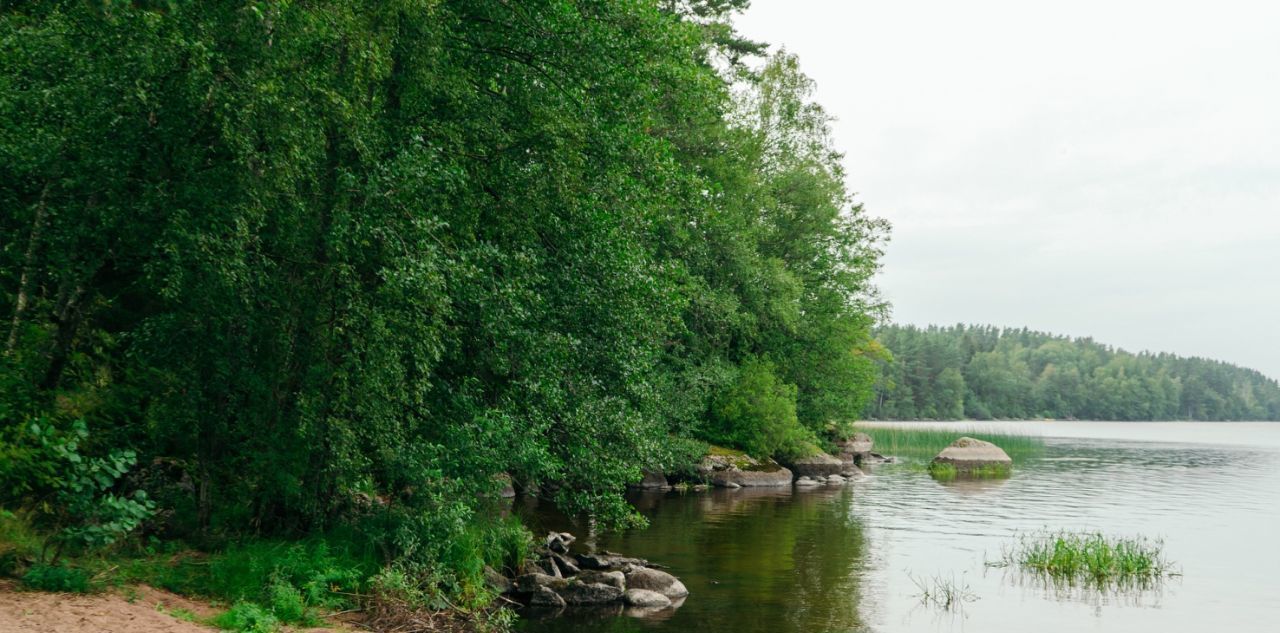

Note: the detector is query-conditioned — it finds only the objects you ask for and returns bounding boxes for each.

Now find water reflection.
[518,486,870,633]
[518,423,1280,633]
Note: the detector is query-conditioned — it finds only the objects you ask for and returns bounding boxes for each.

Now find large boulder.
[700,452,793,487]
[709,464,794,488]
[625,567,689,598]
[931,437,1012,471]
[836,432,874,463]
[782,452,846,477]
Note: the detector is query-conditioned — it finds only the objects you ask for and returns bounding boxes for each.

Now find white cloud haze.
[737,0,1280,379]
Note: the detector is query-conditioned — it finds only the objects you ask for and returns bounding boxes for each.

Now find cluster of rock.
[836,432,895,466]
[631,432,895,491]
[503,532,687,614]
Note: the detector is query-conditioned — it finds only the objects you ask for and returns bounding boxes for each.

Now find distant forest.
[866,325,1280,421]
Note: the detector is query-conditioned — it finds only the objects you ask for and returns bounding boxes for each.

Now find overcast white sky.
[736,0,1280,379]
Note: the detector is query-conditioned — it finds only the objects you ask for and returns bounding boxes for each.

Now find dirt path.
[0,581,219,633]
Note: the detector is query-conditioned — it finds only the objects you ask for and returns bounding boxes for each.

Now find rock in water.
[625,567,689,598]
[623,588,672,608]
[782,452,846,477]
[577,570,626,590]
[530,585,566,608]
[629,471,671,490]
[575,553,649,570]
[558,581,625,605]
[836,432,874,463]
[931,437,1013,471]
[706,462,794,487]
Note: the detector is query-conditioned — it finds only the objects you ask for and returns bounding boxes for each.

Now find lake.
[516,422,1280,632]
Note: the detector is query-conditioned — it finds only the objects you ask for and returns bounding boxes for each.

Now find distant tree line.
[865,325,1280,421]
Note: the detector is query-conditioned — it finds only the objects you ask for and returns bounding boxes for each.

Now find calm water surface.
[517,422,1280,633]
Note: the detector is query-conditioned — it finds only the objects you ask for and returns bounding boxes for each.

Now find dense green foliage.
[867,325,1280,421]
[0,0,884,611]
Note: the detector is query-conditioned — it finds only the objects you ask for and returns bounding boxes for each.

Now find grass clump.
[909,572,977,610]
[856,424,1042,460]
[990,531,1176,588]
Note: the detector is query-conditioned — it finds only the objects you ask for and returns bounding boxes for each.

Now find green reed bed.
[989,531,1176,587]
[855,424,1044,460]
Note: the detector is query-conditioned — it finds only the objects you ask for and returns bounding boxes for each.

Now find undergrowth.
[0,509,531,632]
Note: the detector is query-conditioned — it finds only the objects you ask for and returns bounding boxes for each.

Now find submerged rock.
[931,437,1013,471]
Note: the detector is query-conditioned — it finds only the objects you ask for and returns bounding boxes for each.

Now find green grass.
[855,424,1043,460]
[989,531,1176,588]
[908,572,977,610]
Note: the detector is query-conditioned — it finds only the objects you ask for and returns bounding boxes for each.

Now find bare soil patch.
[0,580,216,633]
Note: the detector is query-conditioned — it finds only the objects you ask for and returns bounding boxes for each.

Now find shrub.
[1,420,154,561]
[212,602,279,633]
[266,577,308,623]
[705,358,817,460]
[22,563,90,592]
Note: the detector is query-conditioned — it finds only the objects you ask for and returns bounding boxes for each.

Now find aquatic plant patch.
[988,531,1176,588]
[908,572,978,611]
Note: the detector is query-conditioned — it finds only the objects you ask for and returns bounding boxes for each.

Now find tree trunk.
[5,185,50,355]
